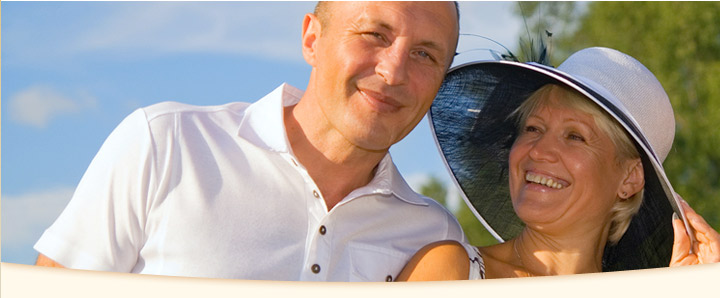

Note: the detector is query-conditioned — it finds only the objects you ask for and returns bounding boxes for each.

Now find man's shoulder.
[414,193,455,217]
[141,101,251,122]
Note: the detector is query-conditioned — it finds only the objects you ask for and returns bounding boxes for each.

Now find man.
[35,1,464,281]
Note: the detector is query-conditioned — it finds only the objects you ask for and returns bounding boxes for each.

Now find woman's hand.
[669,194,720,266]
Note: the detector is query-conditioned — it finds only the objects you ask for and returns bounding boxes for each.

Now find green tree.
[516,1,720,228]
[419,175,447,207]
[418,176,499,247]
[512,1,582,65]
[454,199,500,246]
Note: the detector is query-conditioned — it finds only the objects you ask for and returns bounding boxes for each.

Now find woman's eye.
[523,125,539,133]
[568,133,586,142]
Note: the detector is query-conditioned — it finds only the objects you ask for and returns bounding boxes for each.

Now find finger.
[670,213,693,266]
[679,202,720,245]
[680,199,699,216]
[674,192,689,207]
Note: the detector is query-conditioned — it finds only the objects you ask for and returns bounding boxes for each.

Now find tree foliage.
[418,175,447,207]
[515,1,720,228]
[418,176,499,247]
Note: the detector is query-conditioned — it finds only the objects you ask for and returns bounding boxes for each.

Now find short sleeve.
[461,242,485,280]
[34,108,157,272]
[444,209,467,243]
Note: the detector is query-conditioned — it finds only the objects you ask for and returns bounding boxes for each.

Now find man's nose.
[375,42,409,86]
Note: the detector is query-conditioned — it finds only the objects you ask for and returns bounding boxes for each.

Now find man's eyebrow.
[418,40,443,52]
[374,21,445,52]
[361,19,449,58]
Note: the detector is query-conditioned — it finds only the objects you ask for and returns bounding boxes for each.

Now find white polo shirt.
[34,83,465,281]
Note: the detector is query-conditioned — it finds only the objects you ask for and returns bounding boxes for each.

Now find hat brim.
[430,60,686,271]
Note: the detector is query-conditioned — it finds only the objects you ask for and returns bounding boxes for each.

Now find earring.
[622,192,628,198]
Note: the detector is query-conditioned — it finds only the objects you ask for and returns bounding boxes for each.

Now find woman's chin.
[514,201,565,228]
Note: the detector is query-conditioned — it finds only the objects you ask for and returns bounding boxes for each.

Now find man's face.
[303,1,458,152]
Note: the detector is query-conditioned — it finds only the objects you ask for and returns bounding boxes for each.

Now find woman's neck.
[512,230,606,276]
[481,226,609,278]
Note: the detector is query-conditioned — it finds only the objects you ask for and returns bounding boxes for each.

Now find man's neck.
[283,102,387,210]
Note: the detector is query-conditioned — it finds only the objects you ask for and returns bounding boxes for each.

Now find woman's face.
[508,89,628,234]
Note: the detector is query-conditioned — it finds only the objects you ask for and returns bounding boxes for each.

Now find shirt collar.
[238,83,428,207]
[345,154,429,207]
[236,83,303,153]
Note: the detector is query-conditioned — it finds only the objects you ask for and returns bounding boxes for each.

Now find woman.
[397,47,720,280]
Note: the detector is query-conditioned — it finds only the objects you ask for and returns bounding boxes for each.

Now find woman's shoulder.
[397,240,485,281]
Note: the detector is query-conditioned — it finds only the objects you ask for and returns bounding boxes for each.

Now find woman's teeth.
[525,172,564,189]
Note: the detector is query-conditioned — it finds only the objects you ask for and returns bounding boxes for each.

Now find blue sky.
[1,1,522,265]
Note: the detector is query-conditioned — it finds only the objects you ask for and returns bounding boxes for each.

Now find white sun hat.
[430,47,689,271]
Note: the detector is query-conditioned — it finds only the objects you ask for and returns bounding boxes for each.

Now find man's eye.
[417,51,434,60]
[368,32,385,42]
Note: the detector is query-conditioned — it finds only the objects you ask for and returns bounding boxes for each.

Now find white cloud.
[1,187,75,250]
[8,85,97,128]
[71,2,315,62]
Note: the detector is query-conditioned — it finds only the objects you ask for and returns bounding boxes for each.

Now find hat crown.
[557,47,675,162]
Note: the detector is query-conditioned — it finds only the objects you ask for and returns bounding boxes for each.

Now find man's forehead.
[337,2,457,34]
[330,1,458,24]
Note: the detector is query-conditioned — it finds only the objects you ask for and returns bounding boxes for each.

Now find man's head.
[301,1,460,152]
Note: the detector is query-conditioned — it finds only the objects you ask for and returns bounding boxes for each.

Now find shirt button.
[311,264,321,274]
[291,159,298,167]
[319,225,327,235]
[386,275,393,282]
[312,190,320,198]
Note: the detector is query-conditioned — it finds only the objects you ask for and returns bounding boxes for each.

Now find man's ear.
[301,13,322,66]
[619,159,645,199]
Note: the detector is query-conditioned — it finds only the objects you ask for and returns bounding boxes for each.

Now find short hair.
[313,1,460,32]
[511,84,643,245]
[313,1,332,28]
[313,1,460,67]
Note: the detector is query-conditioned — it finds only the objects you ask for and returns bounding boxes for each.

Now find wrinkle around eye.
[567,132,586,142]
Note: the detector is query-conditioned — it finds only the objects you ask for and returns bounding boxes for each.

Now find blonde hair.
[512,84,643,245]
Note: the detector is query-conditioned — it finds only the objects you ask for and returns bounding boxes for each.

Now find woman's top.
[461,242,485,280]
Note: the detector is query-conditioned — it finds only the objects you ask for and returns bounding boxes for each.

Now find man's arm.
[35,254,65,268]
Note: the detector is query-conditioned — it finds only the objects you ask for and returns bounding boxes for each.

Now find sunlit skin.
[298,1,458,152]
[473,88,646,276]
[288,1,458,209]
[508,96,630,241]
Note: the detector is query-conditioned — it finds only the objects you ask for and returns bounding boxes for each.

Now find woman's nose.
[528,134,559,163]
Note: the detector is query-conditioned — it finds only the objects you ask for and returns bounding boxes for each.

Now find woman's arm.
[396,240,471,281]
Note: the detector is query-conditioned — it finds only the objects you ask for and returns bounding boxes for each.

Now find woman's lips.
[525,171,569,189]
